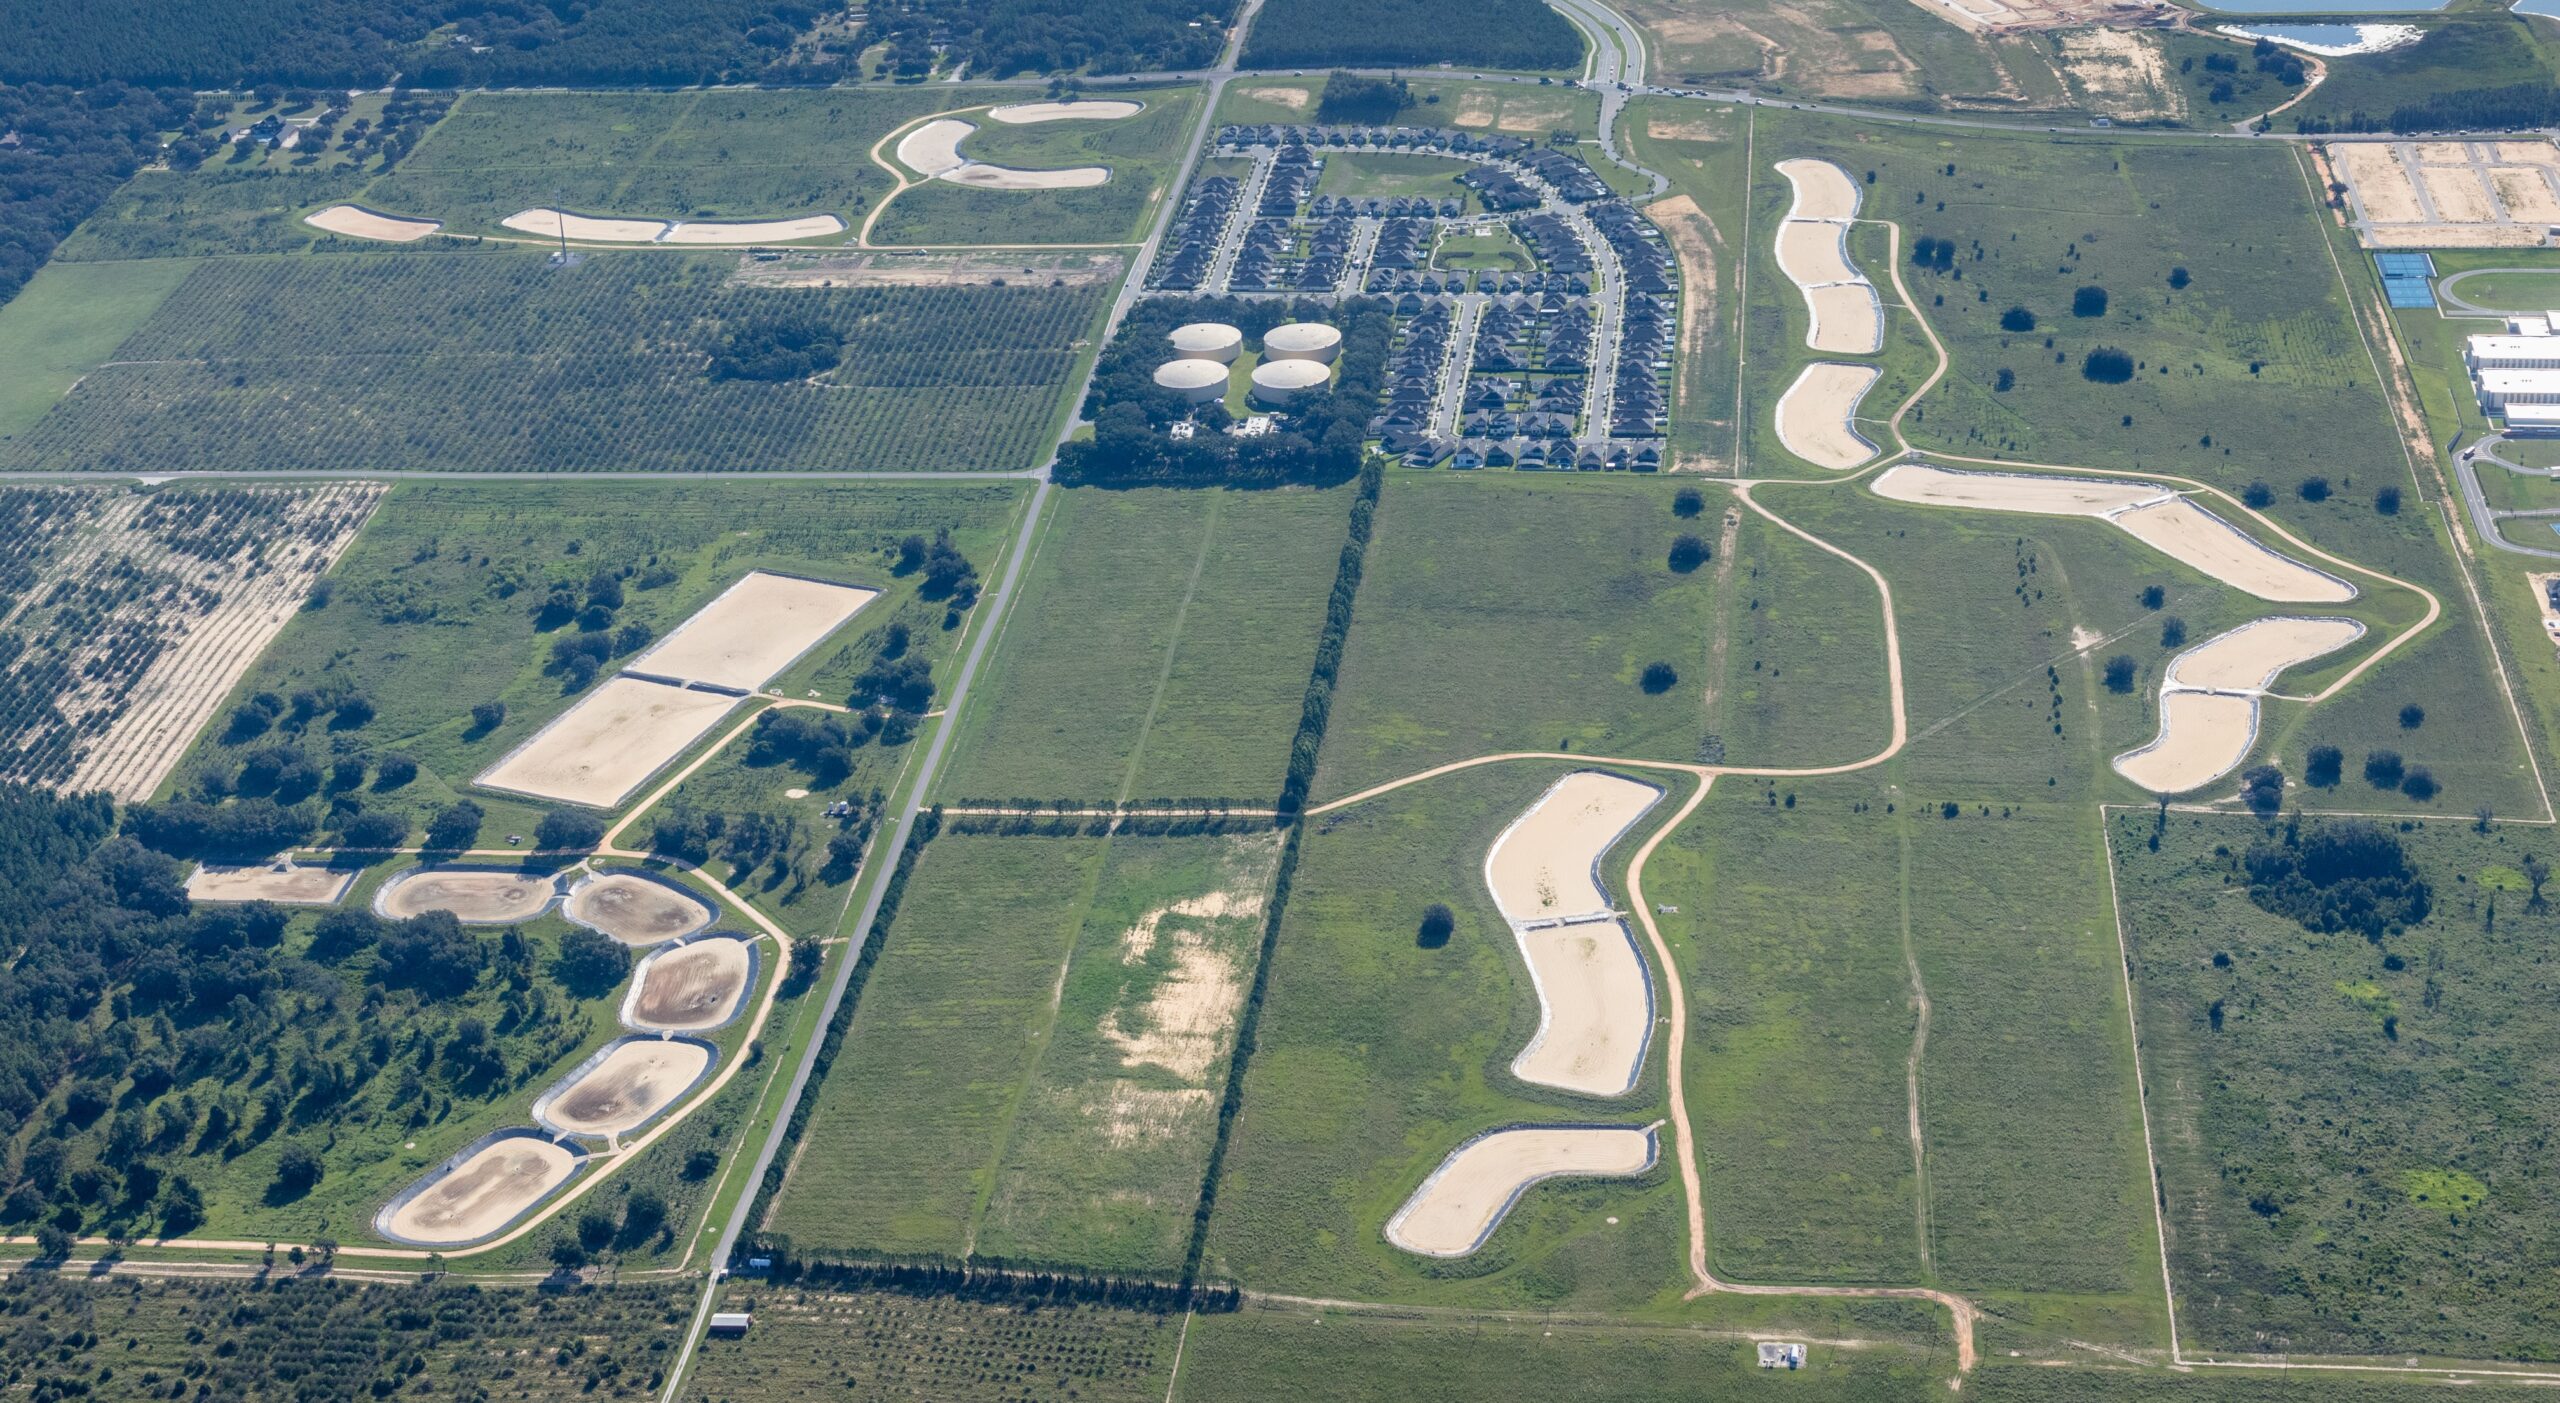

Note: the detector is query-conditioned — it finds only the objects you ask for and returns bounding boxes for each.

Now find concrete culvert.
[1250,358,1332,405]
[1168,322,1244,363]
[1154,358,1233,403]
[1262,322,1343,363]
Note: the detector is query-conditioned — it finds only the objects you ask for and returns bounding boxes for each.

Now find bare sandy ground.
[186,863,353,905]
[536,1039,712,1138]
[1511,922,1653,1097]
[1774,362,1881,470]
[2113,615,2365,794]
[1485,771,1662,921]
[475,677,740,809]
[2335,145,2424,224]
[1869,465,2355,602]
[1803,284,1883,355]
[2491,168,2560,225]
[987,100,1143,123]
[2420,166,2499,224]
[897,120,974,176]
[1776,158,1861,222]
[565,871,715,946]
[1384,1126,1656,1257]
[1098,833,1278,1084]
[1775,218,1859,288]
[501,209,670,243]
[2492,140,2560,167]
[941,163,1110,190]
[2057,29,2181,124]
[380,1137,579,1247]
[1242,86,1311,111]
[2411,140,2473,166]
[626,937,754,1033]
[629,570,876,692]
[661,216,846,245]
[303,205,441,242]
[376,867,558,923]
[2366,223,2545,249]
[2336,140,2560,245]
[2164,615,2366,692]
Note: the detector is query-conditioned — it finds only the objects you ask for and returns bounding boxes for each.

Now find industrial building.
[2467,317,2560,434]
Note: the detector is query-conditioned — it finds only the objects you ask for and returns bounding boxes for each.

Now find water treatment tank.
[1249,357,1332,405]
[1154,358,1232,403]
[1261,321,1343,364]
[1167,322,1245,363]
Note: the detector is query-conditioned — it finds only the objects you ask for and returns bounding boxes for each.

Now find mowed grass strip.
[1205,762,1686,1310]
[1311,473,1726,802]
[941,484,1353,805]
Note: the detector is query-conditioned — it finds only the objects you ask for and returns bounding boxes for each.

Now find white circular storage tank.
[1250,358,1332,405]
[1154,358,1232,403]
[1262,322,1343,364]
[1167,322,1244,364]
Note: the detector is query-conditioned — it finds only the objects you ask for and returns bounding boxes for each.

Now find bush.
[2240,764,2285,816]
[373,753,418,789]
[2139,584,2165,610]
[2160,616,2186,649]
[2376,485,2401,515]
[1667,534,1709,573]
[535,810,605,852]
[1640,661,1679,694]
[2073,286,2110,317]
[1673,486,1704,518]
[2399,703,2424,729]
[2305,744,2344,788]
[2168,267,2191,289]
[469,700,506,734]
[2243,821,2430,936]
[2103,655,2137,693]
[2401,766,2438,801]
[339,809,408,849]
[1416,902,1455,949]
[554,925,628,996]
[2243,480,2275,509]
[1999,305,2036,332]
[2363,749,2404,788]
[2082,347,2134,383]
[425,799,483,851]
[272,1141,324,1195]
[2298,476,2330,502]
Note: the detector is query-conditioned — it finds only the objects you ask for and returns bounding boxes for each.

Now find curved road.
[2455,436,2560,560]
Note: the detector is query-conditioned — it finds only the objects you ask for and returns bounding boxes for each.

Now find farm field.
[869,89,1202,247]
[684,1285,1179,1402]
[2115,810,2560,1360]
[1309,473,1889,804]
[0,254,1103,474]
[765,830,1280,1276]
[163,479,1023,842]
[0,259,197,435]
[940,483,1354,806]
[1203,761,1688,1310]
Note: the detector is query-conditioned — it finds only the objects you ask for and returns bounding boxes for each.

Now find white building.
[2467,316,2560,434]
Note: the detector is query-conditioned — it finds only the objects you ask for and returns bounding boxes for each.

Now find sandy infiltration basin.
[1486,772,1661,1098]
[628,570,876,691]
[186,863,354,905]
[378,1137,580,1247]
[535,1038,713,1138]
[659,216,845,245]
[1869,465,2355,603]
[1773,158,1881,355]
[502,209,670,242]
[1385,1126,1657,1257]
[304,205,441,242]
[896,117,1111,190]
[566,872,716,946]
[376,867,557,923]
[1774,362,1880,470]
[988,100,1144,123]
[625,936,755,1033]
[2113,616,2366,794]
[476,677,740,809]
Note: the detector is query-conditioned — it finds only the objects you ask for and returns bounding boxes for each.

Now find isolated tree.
[1640,662,1679,694]
[1417,902,1456,949]
[374,753,418,789]
[2161,617,2187,649]
[2305,744,2344,788]
[2376,485,2401,516]
[2243,480,2275,509]
[786,937,823,994]
[2168,267,2191,290]
[2298,476,2331,503]
[2363,749,2405,789]
[555,925,628,997]
[1999,305,2036,333]
[2399,703,2425,730]
[34,1225,72,1262]
[426,799,483,852]
[2525,853,2550,912]
[549,1239,588,1271]
[535,809,604,852]
[1668,534,1709,573]
[2139,584,2166,610]
[1673,486,1704,518]
[2400,767,2438,802]
[1994,367,2015,392]
[2240,765,2285,816]
[2082,348,2134,383]
[2103,655,2137,693]
[2073,286,2110,317]
[273,1141,324,1196]
[469,700,507,734]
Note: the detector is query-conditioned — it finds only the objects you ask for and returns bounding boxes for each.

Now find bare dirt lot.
[626,936,755,1033]
[185,862,355,905]
[1774,361,1881,470]
[2333,139,2560,248]
[475,677,740,809]
[535,1038,713,1138]
[2057,29,2182,124]
[1484,771,1662,922]
[566,871,716,946]
[379,1136,579,1246]
[1384,1125,1657,1257]
[1511,921,1654,1097]
[627,570,876,692]
[375,867,559,923]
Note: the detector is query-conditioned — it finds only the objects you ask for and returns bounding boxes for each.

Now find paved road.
[2437,268,2558,318]
[2454,435,2560,559]
[0,469,1039,484]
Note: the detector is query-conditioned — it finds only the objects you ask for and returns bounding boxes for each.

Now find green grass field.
[869,90,1202,247]
[1625,98,1750,474]
[1313,151,1479,208]
[766,830,1279,1275]
[1432,228,1535,273]
[1,253,1103,474]
[0,259,195,437]
[2116,810,2560,1360]
[2272,2,2560,135]
[2437,268,2560,314]
[1204,761,1688,1310]
[166,479,1023,840]
[939,484,1354,806]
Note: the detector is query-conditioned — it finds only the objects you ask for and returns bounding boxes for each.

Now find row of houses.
[1307,194,1464,220]
[1590,203,1677,442]
[1371,302,1464,443]
[1217,124,1536,160]
[1389,435,1665,471]
[1149,174,1241,291]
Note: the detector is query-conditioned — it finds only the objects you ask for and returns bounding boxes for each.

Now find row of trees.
[1239,0,1582,71]
[0,85,192,313]
[856,0,1234,78]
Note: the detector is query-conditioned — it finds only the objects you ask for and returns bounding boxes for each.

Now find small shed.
[708,1312,752,1336]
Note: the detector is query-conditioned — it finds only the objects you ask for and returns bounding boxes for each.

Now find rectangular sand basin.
[1385,1126,1656,1257]
[380,1137,580,1247]
[1511,920,1653,1097]
[186,863,354,905]
[628,570,877,692]
[476,677,740,809]
[535,1038,713,1138]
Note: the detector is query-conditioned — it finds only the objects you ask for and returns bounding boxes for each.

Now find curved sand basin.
[1774,362,1880,470]
[627,569,876,692]
[897,117,1110,189]
[1485,771,1663,922]
[187,862,353,905]
[304,204,441,242]
[377,1133,581,1247]
[988,100,1143,123]
[1485,772,1662,1099]
[1777,157,1862,222]
[1869,465,2357,603]
[532,1036,713,1138]
[375,867,558,924]
[623,934,756,1033]
[564,871,715,947]
[660,215,845,245]
[1775,218,1861,289]
[1385,1125,1657,1257]
[501,209,671,243]
[1799,284,1882,356]
[2113,616,2365,794]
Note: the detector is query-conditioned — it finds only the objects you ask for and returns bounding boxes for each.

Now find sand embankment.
[628,570,876,692]
[1384,1125,1656,1257]
[565,871,716,946]
[1774,362,1880,470]
[987,100,1143,123]
[1869,465,2356,603]
[2112,616,2365,794]
[625,936,755,1033]
[379,1136,580,1247]
[375,867,558,923]
[534,1038,712,1138]
[304,205,441,242]
[187,863,354,905]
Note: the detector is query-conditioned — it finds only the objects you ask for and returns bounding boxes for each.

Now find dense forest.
[2298,83,2560,135]
[1239,0,1582,72]
[0,84,192,311]
[1056,295,1391,488]
[856,0,1236,78]
[0,0,851,89]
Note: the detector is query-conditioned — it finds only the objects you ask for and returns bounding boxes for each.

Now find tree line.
[1238,0,1583,72]
[733,1248,1241,1313]
[856,0,1235,79]
[0,84,193,313]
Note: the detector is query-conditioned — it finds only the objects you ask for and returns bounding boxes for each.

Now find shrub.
[374,753,418,789]
[554,925,628,997]
[1673,486,1704,518]
[2073,286,2110,317]
[2168,267,2191,289]
[1668,534,1709,573]
[2376,485,2401,515]
[469,700,506,734]
[2298,476,2330,502]
[2399,703,2424,729]
[1640,661,1679,694]
[1416,902,1455,949]
[2362,749,2404,788]
[2139,584,2165,610]
[1994,367,2015,392]
[2401,766,2438,801]
[2082,348,2134,383]
[272,1141,324,1195]
[2240,764,2285,816]
[1999,305,2036,332]
[2305,744,2344,787]
[2243,480,2274,509]
[2103,655,2137,693]
[2160,616,2186,649]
